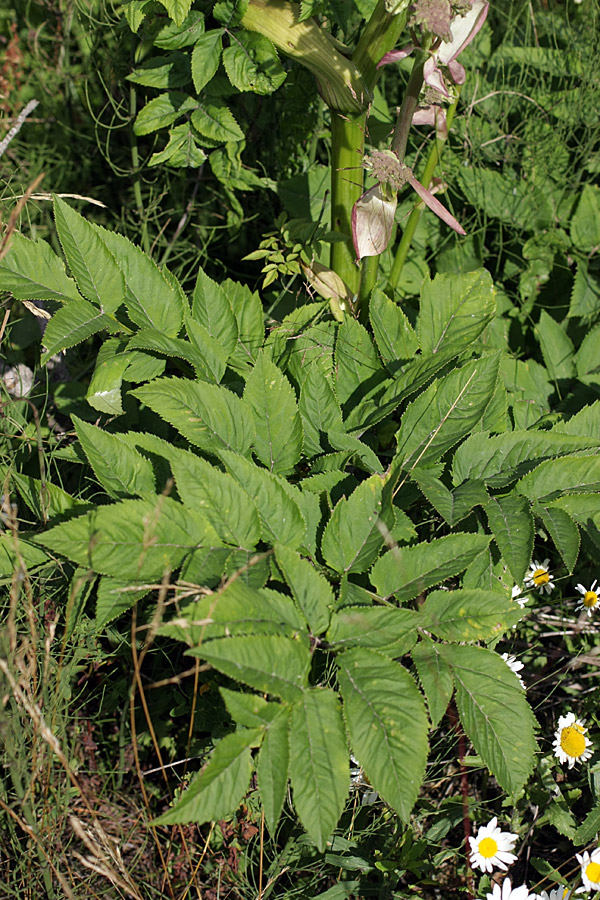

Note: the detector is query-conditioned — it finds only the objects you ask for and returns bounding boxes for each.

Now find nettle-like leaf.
[533,502,580,573]
[72,417,156,499]
[134,91,197,135]
[133,377,255,456]
[289,688,349,852]
[412,468,487,527]
[394,354,500,473]
[411,639,454,729]
[337,649,428,823]
[369,286,418,368]
[0,232,81,302]
[274,543,332,634]
[53,197,125,314]
[188,634,311,701]
[191,29,224,92]
[219,449,307,549]
[371,533,490,602]
[536,310,575,382]
[37,497,224,580]
[439,643,537,794]
[99,228,185,336]
[452,431,600,489]
[516,456,600,501]
[170,448,260,548]
[244,352,303,475]
[335,315,384,408]
[41,300,121,361]
[420,589,521,642]
[417,268,496,355]
[191,267,238,356]
[257,706,290,834]
[321,474,389,575]
[326,606,420,656]
[484,491,534,585]
[156,727,263,826]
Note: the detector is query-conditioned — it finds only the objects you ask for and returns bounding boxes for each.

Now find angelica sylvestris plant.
[2,191,600,854]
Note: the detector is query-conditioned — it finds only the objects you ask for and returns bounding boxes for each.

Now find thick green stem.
[330,113,365,297]
[357,254,379,317]
[389,94,459,290]
[330,2,410,303]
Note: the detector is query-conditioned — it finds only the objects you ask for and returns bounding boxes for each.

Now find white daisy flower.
[524,559,555,595]
[511,585,529,608]
[535,888,572,900]
[485,877,532,900]
[468,816,518,873]
[552,712,593,769]
[577,848,600,893]
[575,580,599,617]
[501,653,526,689]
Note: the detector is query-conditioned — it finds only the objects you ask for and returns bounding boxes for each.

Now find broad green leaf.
[326,606,419,655]
[299,367,343,457]
[458,167,553,231]
[127,52,191,88]
[517,456,600,501]
[11,474,86,521]
[369,287,418,367]
[321,475,387,574]
[244,352,302,475]
[153,10,206,49]
[394,354,500,472]
[86,346,131,415]
[574,802,600,846]
[371,533,491,602]
[335,316,383,407]
[344,345,464,433]
[485,492,534,585]
[412,468,487,527]
[533,502,580,573]
[42,300,119,360]
[411,640,453,729]
[191,29,223,92]
[133,377,255,456]
[220,450,306,549]
[73,416,156,498]
[536,310,575,381]
[0,232,80,302]
[420,589,521,642]
[170,448,260,547]
[219,689,281,727]
[191,266,238,356]
[570,184,600,252]
[191,102,244,142]
[160,579,304,643]
[258,706,290,834]
[576,328,600,378]
[156,728,262,825]
[439,644,537,794]
[554,401,600,438]
[95,577,149,628]
[222,30,286,95]
[226,278,265,369]
[417,269,496,356]
[38,497,223,580]
[274,543,332,634]
[149,122,208,168]
[337,648,428,822]
[53,197,125,313]
[98,229,185,336]
[328,431,383,475]
[452,431,600,488]
[184,316,229,383]
[568,261,600,319]
[128,328,209,373]
[0,533,48,578]
[133,91,197,135]
[155,0,193,25]
[289,689,349,852]
[189,634,311,700]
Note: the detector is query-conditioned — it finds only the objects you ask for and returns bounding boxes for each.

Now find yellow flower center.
[586,861,600,884]
[478,837,498,858]
[583,591,598,608]
[560,724,586,758]
[533,568,549,585]
[562,890,569,899]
